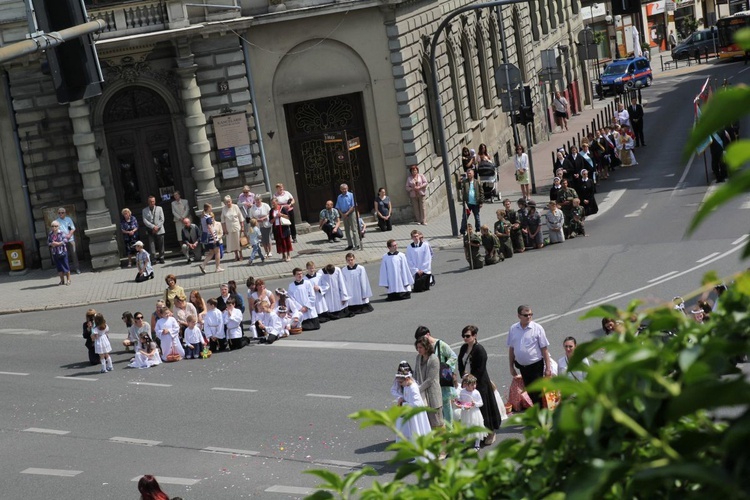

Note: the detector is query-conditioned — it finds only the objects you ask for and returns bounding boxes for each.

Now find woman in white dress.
[92,313,113,373]
[557,336,590,381]
[128,333,162,369]
[457,374,488,450]
[155,307,184,362]
[515,144,531,200]
[390,361,432,444]
[342,253,373,314]
[221,195,245,262]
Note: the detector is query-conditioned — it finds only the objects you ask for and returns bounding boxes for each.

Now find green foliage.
[306,273,750,499]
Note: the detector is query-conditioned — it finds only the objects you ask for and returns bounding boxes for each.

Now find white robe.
[252,310,283,336]
[379,252,414,293]
[288,280,318,321]
[304,270,329,315]
[406,241,433,275]
[223,308,243,339]
[155,316,184,361]
[390,380,431,442]
[203,308,225,339]
[342,264,373,306]
[320,267,351,313]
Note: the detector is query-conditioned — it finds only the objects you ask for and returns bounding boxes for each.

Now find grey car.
[671,28,718,60]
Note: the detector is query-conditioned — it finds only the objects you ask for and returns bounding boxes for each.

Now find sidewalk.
[1,59,716,315]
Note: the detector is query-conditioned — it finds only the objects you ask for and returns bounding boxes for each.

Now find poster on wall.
[213,113,251,151]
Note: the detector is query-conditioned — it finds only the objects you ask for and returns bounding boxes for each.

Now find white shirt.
[507,321,550,366]
[558,355,590,381]
[203,309,224,339]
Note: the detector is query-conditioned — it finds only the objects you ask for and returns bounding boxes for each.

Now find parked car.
[671,28,718,60]
[595,56,653,97]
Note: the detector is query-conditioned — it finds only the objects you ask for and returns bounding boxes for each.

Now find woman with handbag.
[270,198,293,262]
[414,326,458,427]
[515,144,531,201]
[458,325,502,445]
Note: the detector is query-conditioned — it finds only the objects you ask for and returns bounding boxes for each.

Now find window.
[476,23,493,109]
[446,46,465,133]
[421,63,442,155]
[461,36,479,120]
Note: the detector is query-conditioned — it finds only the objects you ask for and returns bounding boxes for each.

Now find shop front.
[645,0,668,50]
[674,0,698,39]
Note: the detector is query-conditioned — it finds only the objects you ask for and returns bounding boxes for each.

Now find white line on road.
[128,382,172,387]
[732,235,750,245]
[648,271,678,283]
[23,428,70,435]
[586,293,621,305]
[671,153,695,197]
[130,476,200,486]
[55,376,98,382]
[201,446,259,457]
[664,173,675,177]
[701,184,719,205]
[0,371,29,376]
[110,436,161,446]
[615,178,640,183]
[21,468,82,477]
[211,387,258,393]
[586,189,626,222]
[696,252,720,263]
[0,328,48,335]
[314,459,381,470]
[275,340,414,353]
[265,485,316,495]
[532,314,558,322]
[306,393,352,400]
[624,203,648,218]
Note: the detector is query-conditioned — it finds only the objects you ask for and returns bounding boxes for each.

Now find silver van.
[671,28,718,60]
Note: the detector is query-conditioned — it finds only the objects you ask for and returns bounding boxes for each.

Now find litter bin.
[3,240,25,271]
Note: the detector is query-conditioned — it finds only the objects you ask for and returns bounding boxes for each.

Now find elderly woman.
[250,196,273,258]
[48,220,71,286]
[458,325,502,445]
[414,335,444,430]
[120,208,139,268]
[134,240,154,282]
[163,274,184,309]
[405,165,428,225]
[270,197,293,262]
[221,194,244,262]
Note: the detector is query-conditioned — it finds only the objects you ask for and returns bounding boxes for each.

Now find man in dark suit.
[628,97,646,147]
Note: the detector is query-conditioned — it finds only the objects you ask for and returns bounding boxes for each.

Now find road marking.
[314,459,381,470]
[648,271,678,283]
[625,203,648,218]
[0,328,48,336]
[664,173,675,177]
[532,314,558,322]
[586,189,625,222]
[615,178,640,183]
[55,376,98,382]
[201,446,259,457]
[130,476,200,486]
[23,427,70,435]
[211,387,258,393]
[0,371,29,376]
[700,184,719,205]
[128,382,172,387]
[110,436,161,447]
[671,153,695,197]
[732,235,750,245]
[306,393,352,400]
[740,200,750,209]
[586,293,620,305]
[21,468,82,477]
[265,485,316,495]
[275,340,413,353]
[696,252,720,263]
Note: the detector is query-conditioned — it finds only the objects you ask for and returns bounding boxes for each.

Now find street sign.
[347,137,360,151]
[541,49,558,71]
[499,89,522,112]
[578,28,595,45]
[665,1,676,11]
[323,132,343,143]
[494,63,522,92]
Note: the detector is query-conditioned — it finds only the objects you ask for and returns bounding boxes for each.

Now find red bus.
[717,10,750,59]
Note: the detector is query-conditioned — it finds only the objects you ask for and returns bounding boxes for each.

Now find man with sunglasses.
[507,305,552,404]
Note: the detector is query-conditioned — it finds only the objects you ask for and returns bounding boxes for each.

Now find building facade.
[0,0,584,270]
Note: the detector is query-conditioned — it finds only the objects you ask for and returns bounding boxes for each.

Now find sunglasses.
[462,334,473,339]
[135,317,143,320]
[519,313,533,317]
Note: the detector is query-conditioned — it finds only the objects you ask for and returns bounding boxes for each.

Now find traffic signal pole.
[0,19,105,64]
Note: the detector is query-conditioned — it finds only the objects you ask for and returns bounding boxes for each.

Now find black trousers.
[515,359,545,404]
[321,222,343,241]
[632,121,645,146]
[377,217,392,232]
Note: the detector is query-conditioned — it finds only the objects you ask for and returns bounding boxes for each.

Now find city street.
[2,59,750,499]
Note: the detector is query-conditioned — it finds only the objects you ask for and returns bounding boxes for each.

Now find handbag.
[413,272,435,293]
[507,377,533,412]
[437,340,454,387]
[280,217,292,226]
[166,339,182,362]
[240,234,249,248]
[290,326,303,335]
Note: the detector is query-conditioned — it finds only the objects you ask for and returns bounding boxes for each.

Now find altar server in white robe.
[379,239,414,301]
[204,298,227,350]
[288,267,321,330]
[252,300,283,340]
[223,298,245,350]
[406,230,433,277]
[155,307,184,361]
[342,252,373,314]
[320,264,353,319]
[305,261,330,323]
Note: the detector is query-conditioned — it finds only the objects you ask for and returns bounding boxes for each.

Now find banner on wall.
[645,0,665,16]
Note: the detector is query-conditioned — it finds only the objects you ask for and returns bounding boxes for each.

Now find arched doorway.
[103,86,183,247]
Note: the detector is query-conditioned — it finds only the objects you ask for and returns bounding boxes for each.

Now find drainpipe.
[2,70,38,259]
[240,35,271,193]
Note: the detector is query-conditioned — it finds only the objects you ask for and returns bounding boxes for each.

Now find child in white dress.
[128,333,162,369]
[183,315,205,359]
[390,361,431,443]
[457,374,487,451]
[92,313,113,373]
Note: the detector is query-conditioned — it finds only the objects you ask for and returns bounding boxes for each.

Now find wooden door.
[285,93,375,223]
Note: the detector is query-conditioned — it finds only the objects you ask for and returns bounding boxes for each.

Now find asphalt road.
[2,60,750,499]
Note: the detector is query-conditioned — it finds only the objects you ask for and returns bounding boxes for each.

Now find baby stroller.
[476,160,500,203]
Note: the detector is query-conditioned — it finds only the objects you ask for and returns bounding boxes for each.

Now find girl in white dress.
[92,313,113,373]
[457,374,487,451]
[390,361,432,443]
[128,333,162,369]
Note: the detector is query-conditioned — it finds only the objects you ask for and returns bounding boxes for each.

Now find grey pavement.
[0,58,717,315]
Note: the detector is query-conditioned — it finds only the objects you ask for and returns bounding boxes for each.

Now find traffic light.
[515,106,534,125]
[31,0,103,104]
